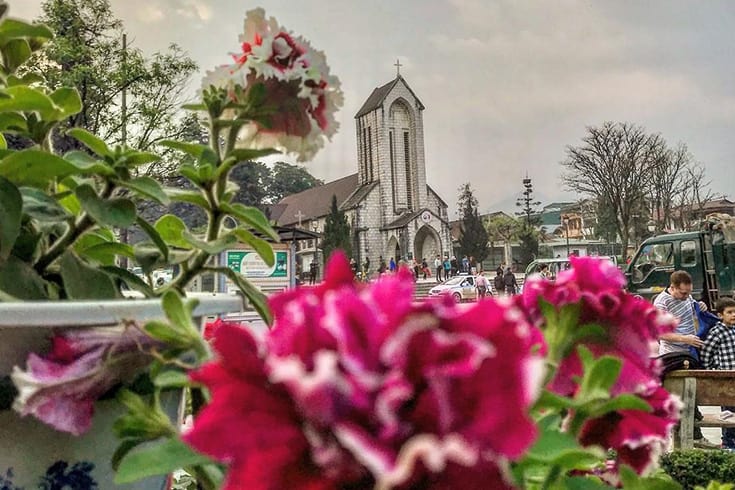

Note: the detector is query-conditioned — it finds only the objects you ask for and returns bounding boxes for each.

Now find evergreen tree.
[321,195,352,261]
[457,183,490,263]
[515,177,542,266]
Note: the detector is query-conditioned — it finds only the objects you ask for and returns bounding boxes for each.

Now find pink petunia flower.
[201,8,343,162]
[519,256,679,475]
[184,251,544,489]
[11,326,160,436]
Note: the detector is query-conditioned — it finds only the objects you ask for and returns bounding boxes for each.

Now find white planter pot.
[0,294,243,489]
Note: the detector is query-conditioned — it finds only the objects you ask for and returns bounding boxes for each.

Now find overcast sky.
[11,0,735,218]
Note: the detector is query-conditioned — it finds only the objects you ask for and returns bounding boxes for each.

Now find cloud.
[137,4,165,23]
[175,0,213,22]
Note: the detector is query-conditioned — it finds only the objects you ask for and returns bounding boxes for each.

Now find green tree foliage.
[321,195,351,261]
[456,183,490,263]
[228,161,322,212]
[230,161,273,209]
[26,0,197,176]
[485,214,522,265]
[269,161,324,203]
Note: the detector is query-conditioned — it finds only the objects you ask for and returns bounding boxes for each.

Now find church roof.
[272,173,359,226]
[354,75,425,118]
[340,181,379,210]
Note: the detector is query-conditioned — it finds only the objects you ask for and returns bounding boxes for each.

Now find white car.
[428,275,479,302]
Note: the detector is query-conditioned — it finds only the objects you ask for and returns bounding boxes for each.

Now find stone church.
[270,73,451,275]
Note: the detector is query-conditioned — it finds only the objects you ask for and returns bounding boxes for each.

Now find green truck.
[625,214,735,306]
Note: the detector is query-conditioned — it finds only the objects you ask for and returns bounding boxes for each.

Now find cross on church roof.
[394,59,402,76]
[295,210,305,227]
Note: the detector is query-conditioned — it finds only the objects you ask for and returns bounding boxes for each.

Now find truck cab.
[626,232,705,301]
[626,217,735,306]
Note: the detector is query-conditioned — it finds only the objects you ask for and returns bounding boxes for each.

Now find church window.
[361,125,368,181]
[389,130,397,209]
[404,131,412,210]
[368,129,374,182]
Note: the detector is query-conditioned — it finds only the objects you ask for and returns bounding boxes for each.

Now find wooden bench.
[664,369,735,449]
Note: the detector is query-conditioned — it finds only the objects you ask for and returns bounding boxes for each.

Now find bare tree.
[561,122,663,255]
[648,142,692,233]
[673,162,718,230]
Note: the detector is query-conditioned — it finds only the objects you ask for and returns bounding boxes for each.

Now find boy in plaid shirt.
[700,297,735,449]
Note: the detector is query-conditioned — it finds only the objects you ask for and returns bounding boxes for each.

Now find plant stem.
[34,213,94,273]
[35,183,115,274]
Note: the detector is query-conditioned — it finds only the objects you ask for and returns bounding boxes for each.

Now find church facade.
[271,74,451,275]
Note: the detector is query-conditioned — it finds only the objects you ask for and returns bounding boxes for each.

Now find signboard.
[226,250,288,278]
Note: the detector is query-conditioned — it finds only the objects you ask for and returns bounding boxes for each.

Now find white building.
[271,74,451,275]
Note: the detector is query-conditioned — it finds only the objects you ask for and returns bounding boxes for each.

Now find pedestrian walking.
[476,271,489,299]
[503,267,517,295]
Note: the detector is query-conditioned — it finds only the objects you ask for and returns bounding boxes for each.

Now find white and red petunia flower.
[201,8,343,162]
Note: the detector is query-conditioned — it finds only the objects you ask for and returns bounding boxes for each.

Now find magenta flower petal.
[186,252,543,487]
[12,326,159,435]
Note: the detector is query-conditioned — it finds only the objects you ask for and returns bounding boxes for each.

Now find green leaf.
[59,251,120,299]
[1,39,31,74]
[220,202,279,241]
[0,150,80,186]
[120,151,161,167]
[48,87,82,119]
[534,390,576,412]
[164,187,210,209]
[6,72,45,86]
[76,184,136,228]
[525,427,584,463]
[0,254,47,299]
[0,175,22,260]
[100,265,155,297]
[0,18,54,44]
[63,150,115,176]
[183,231,237,255]
[214,266,271,324]
[0,112,27,131]
[144,320,188,345]
[154,214,191,250]
[588,394,652,418]
[111,439,141,472]
[562,476,614,489]
[136,216,169,261]
[0,86,55,115]
[578,354,622,402]
[67,127,112,158]
[133,245,166,275]
[122,176,169,205]
[230,228,274,266]
[159,140,218,165]
[78,242,134,265]
[0,133,5,150]
[162,290,198,335]
[153,370,191,389]
[227,148,279,162]
[20,186,72,222]
[115,437,214,484]
[179,163,203,185]
[113,390,175,440]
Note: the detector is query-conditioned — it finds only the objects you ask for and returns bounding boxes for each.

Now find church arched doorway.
[387,236,400,263]
[413,225,441,264]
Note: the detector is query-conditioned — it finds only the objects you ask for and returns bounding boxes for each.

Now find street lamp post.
[312,221,320,282]
[563,216,570,257]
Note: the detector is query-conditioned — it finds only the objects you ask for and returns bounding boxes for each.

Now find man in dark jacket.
[503,267,517,295]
